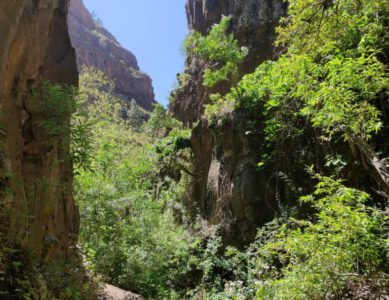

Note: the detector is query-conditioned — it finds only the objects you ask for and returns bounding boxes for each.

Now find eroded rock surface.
[68,0,156,111]
[0,0,78,263]
[0,0,83,297]
[170,0,287,246]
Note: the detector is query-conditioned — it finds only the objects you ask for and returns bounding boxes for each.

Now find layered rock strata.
[68,0,156,111]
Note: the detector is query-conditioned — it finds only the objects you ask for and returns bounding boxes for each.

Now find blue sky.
[84,0,188,106]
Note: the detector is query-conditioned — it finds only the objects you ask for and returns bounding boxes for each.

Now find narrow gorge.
[0,0,388,299]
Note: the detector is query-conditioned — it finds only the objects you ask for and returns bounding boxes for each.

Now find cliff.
[171,0,388,248]
[170,0,287,246]
[68,0,157,111]
[0,0,91,298]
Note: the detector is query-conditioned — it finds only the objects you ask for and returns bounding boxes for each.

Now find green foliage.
[300,54,386,140]
[254,174,389,299]
[205,93,236,125]
[145,103,183,138]
[42,258,98,300]
[127,66,146,79]
[153,120,192,178]
[172,72,191,94]
[70,115,94,170]
[72,2,389,298]
[126,99,146,131]
[210,0,387,134]
[206,0,388,193]
[35,80,93,171]
[75,69,261,299]
[0,245,34,299]
[183,16,248,123]
[0,242,97,299]
[75,70,195,299]
[79,67,119,122]
[185,176,389,300]
[228,50,386,144]
[36,80,78,136]
[180,3,389,296]
[187,16,248,87]
[91,29,109,46]
[276,0,388,56]
[162,229,255,300]
[91,11,104,28]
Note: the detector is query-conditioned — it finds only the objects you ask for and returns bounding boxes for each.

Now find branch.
[349,136,389,197]
[178,163,194,177]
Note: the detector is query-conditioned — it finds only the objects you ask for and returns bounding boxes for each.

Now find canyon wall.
[170,0,287,246]
[68,0,157,111]
[0,0,84,297]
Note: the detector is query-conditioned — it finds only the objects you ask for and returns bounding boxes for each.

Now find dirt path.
[102,284,145,300]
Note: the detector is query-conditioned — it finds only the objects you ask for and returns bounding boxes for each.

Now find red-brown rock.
[68,0,157,111]
[0,0,78,263]
[0,0,91,298]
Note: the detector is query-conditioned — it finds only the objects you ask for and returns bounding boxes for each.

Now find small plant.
[188,16,248,87]
[204,92,236,125]
[173,72,191,92]
[34,80,93,171]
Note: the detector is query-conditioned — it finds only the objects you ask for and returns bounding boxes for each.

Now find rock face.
[0,0,78,262]
[68,0,157,111]
[0,0,84,297]
[172,0,286,125]
[170,0,287,246]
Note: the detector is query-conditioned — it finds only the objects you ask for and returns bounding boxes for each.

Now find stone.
[102,284,144,300]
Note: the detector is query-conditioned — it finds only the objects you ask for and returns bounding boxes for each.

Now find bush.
[254,173,389,299]
[187,16,248,87]
[34,80,93,171]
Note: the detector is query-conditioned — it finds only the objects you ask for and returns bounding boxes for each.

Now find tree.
[126,99,145,131]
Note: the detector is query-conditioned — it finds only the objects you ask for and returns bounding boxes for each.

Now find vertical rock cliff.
[170,0,287,246]
[68,0,157,111]
[0,0,84,297]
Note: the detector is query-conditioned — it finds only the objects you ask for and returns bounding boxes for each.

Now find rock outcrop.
[170,0,287,246]
[68,0,157,111]
[0,0,86,297]
[103,284,144,300]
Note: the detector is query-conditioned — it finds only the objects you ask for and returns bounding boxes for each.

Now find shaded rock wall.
[0,0,79,269]
[68,0,157,111]
[170,0,286,246]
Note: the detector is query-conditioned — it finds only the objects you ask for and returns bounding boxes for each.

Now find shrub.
[254,173,389,299]
[187,16,248,87]
[34,80,93,171]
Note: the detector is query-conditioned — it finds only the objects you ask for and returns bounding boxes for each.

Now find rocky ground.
[102,284,144,300]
